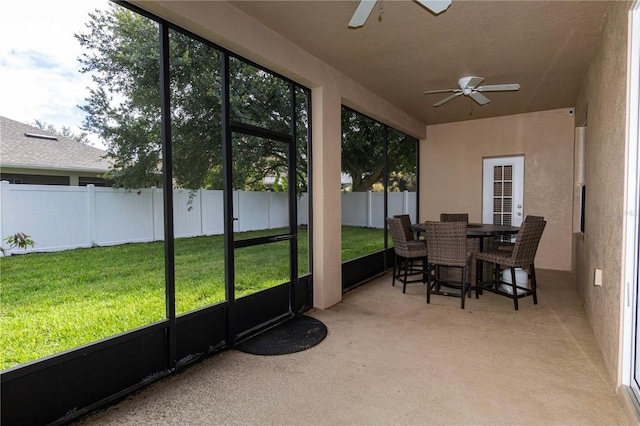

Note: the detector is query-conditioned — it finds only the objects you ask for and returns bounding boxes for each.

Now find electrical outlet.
[594,268,603,286]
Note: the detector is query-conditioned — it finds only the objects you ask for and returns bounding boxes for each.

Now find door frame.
[222,56,307,343]
[622,0,640,405]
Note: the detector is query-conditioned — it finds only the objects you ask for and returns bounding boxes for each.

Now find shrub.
[2,232,36,255]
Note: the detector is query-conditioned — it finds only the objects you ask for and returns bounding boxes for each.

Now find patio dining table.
[463,223,520,245]
[411,222,520,242]
[411,222,520,289]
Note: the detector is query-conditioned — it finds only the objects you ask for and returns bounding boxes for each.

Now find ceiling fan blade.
[414,0,452,14]
[470,91,490,106]
[465,76,485,89]
[433,92,463,107]
[348,0,378,28]
[476,83,521,92]
[423,88,459,95]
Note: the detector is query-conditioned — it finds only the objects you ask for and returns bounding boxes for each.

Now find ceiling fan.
[348,0,452,28]
[424,76,521,107]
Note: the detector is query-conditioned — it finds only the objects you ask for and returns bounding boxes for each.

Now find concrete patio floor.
[77,269,632,425]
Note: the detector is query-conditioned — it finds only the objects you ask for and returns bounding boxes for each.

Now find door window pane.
[491,165,514,225]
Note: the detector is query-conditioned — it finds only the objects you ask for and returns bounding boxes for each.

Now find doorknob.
[517,212,522,216]
[517,205,522,209]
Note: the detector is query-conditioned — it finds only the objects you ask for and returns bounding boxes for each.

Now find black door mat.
[235,315,327,356]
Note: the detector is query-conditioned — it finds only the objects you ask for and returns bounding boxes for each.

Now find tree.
[341,108,417,192]
[76,4,411,195]
[76,3,309,192]
[77,5,164,189]
[31,120,90,144]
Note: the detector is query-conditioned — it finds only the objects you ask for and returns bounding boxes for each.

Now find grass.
[341,226,385,261]
[0,226,383,370]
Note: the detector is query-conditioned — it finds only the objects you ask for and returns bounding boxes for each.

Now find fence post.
[403,190,409,216]
[268,191,273,230]
[152,187,159,241]
[0,181,8,255]
[233,190,238,232]
[199,188,204,237]
[87,184,96,247]
[367,190,372,228]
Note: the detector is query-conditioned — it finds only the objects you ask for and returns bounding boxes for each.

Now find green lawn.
[0,226,384,369]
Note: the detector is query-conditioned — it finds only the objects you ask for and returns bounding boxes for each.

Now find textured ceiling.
[230,0,611,125]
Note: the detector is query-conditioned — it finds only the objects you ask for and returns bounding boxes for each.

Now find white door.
[482,156,524,226]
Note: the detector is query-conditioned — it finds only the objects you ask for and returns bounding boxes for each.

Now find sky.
[0,0,109,148]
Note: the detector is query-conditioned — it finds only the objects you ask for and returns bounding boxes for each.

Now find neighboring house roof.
[0,116,110,173]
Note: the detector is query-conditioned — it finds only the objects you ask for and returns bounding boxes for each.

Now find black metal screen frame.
[1,3,314,424]
[340,106,420,291]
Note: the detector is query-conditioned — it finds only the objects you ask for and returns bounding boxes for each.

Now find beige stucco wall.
[573,1,630,387]
[421,108,575,271]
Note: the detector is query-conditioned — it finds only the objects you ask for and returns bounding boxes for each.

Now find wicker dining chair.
[394,214,416,242]
[423,221,472,309]
[387,217,427,293]
[495,215,544,251]
[476,219,546,310]
[440,213,469,223]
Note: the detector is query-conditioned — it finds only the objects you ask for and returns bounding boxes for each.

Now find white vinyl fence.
[341,190,416,229]
[0,181,415,255]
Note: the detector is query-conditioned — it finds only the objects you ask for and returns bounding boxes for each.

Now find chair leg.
[422,257,428,285]
[422,259,426,286]
[476,259,482,299]
[530,263,538,304]
[461,266,467,309]
[511,267,519,310]
[478,260,484,299]
[402,257,409,294]
[475,258,483,297]
[426,264,432,304]
[392,255,396,287]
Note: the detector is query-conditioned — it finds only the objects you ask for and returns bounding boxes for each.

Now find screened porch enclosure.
[1,3,314,424]
[0,1,423,424]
